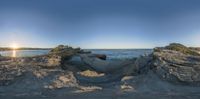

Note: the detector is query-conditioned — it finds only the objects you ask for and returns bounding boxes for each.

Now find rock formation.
[1,43,200,98]
[151,43,200,85]
[0,58,25,86]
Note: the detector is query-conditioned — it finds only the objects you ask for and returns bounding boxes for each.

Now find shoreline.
[0,48,51,51]
[0,43,200,99]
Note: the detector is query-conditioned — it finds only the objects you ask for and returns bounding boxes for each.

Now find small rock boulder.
[93,54,107,60]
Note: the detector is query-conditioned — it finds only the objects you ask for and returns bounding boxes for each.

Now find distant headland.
[0,47,51,51]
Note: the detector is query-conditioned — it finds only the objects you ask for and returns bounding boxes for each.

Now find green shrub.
[165,43,200,56]
[50,45,73,53]
[49,45,81,61]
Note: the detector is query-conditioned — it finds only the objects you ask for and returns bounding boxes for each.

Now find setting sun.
[11,43,19,49]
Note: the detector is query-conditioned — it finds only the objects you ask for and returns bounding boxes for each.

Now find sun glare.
[11,43,19,49]
[10,43,18,57]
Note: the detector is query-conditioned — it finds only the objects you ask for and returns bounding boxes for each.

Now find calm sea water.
[0,49,152,59]
[0,50,50,57]
[88,49,153,59]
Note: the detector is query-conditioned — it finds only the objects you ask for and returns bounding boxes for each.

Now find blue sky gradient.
[0,0,200,48]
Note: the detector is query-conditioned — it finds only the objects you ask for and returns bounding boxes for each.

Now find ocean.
[0,49,152,59]
[0,50,49,57]
[88,49,152,59]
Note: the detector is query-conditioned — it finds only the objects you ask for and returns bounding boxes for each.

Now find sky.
[0,0,200,49]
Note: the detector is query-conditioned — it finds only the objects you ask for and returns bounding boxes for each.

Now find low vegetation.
[49,45,82,61]
[165,43,200,56]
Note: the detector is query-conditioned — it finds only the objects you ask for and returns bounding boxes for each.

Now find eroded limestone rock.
[0,64,24,86]
[45,71,78,89]
[78,70,105,77]
[151,44,200,85]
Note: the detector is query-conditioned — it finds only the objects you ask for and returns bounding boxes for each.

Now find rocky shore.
[0,43,200,99]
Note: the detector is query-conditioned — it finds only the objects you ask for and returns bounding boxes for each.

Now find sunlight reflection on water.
[12,50,16,57]
[0,50,49,57]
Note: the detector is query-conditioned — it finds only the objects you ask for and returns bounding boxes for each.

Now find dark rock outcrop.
[151,43,200,85]
[49,45,82,61]
[48,45,91,69]
[93,54,107,60]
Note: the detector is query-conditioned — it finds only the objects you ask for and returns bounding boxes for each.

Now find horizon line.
[0,46,153,49]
